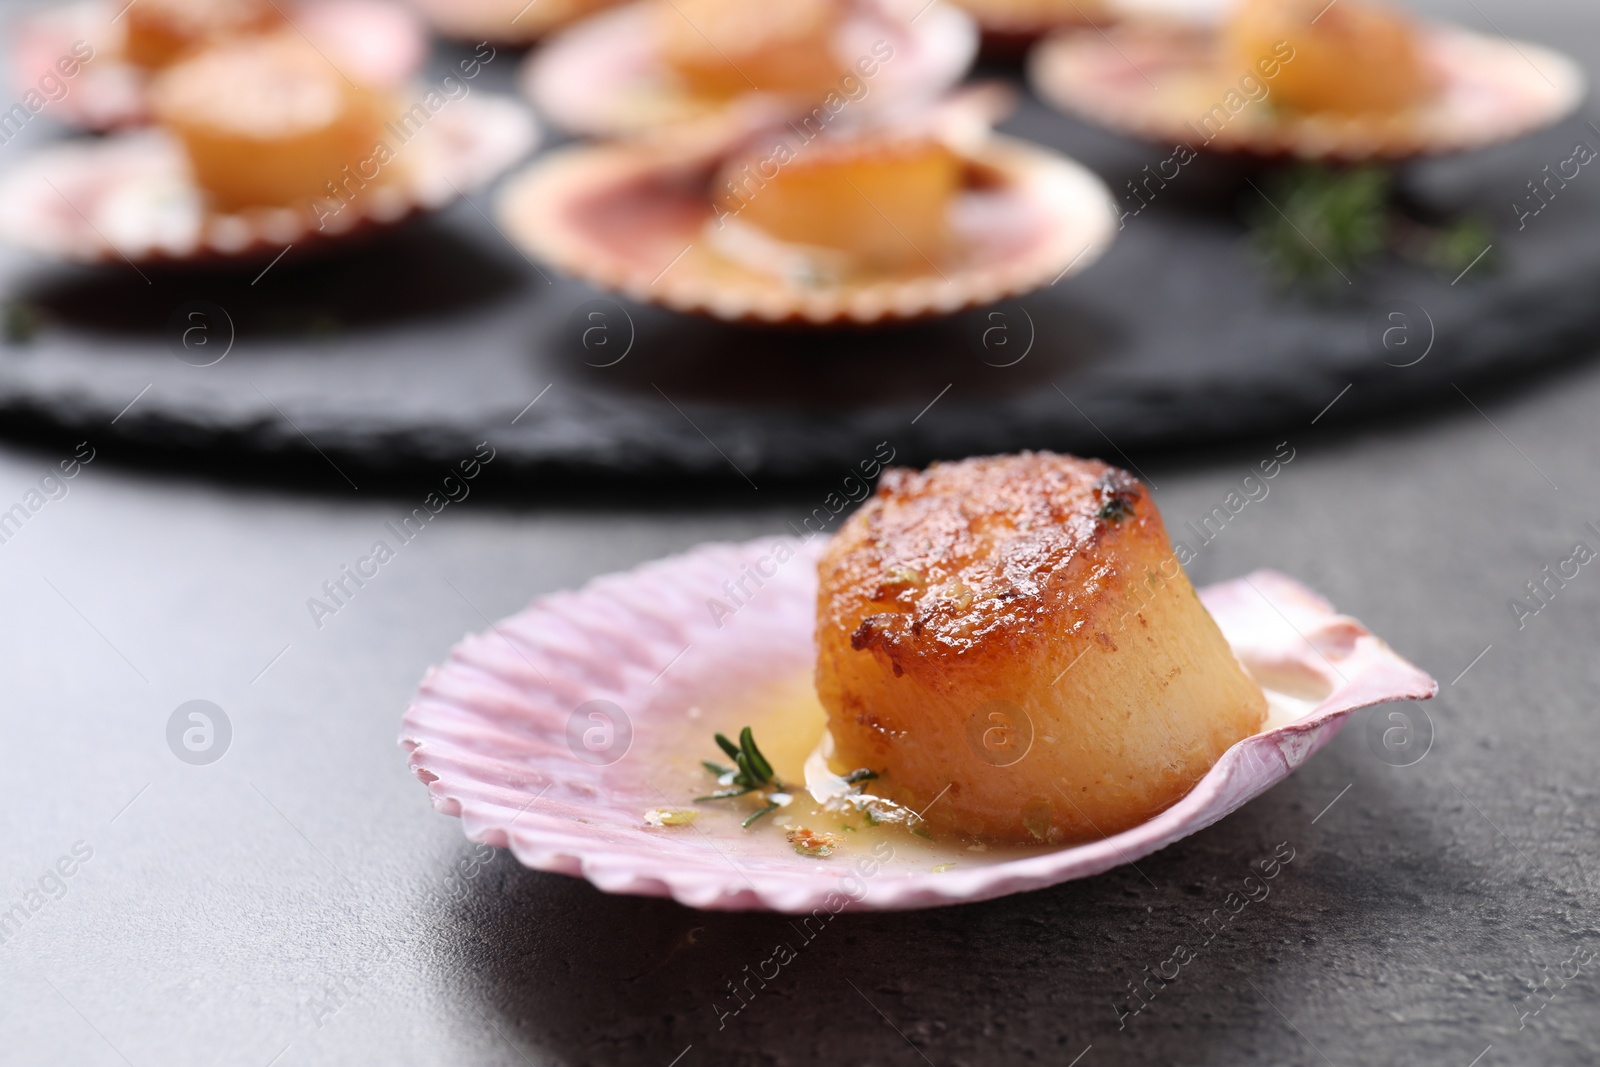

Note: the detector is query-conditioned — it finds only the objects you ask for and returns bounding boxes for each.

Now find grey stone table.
[3,348,1599,1067]
[4,0,1600,1065]
[7,2,1600,482]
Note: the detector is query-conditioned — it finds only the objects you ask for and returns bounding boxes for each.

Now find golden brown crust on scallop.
[831,452,1145,663]
[815,452,1266,843]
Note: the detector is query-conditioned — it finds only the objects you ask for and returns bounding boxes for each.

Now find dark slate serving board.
[1,49,1597,486]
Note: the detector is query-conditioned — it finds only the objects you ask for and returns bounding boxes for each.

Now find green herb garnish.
[786,828,841,857]
[1249,165,1389,287]
[1097,496,1134,523]
[696,728,883,832]
[1420,215,1498,278]
[1248,165,1500,287]
[4,302,39,344]
[696,726,788,826]
[742,801,780,828]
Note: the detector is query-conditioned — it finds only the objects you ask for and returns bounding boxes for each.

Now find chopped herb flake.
[786,828,841,857]
[644,808,697,827]
[696,726,789,828]
[1098,496,1134,522]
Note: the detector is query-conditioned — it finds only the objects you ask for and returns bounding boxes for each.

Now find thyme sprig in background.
[698,727,788,827]
[1248,165,1497,287]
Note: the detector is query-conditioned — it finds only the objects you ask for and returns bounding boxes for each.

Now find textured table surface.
[4,0,1600,1064]
[5,4,1600,481]
[4,350,1599,1067]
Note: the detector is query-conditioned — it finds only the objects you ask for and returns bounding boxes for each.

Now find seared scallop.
[1226,0,1431,115]
[150,33,390,212]
[815,452,1266,844]
[125,0,284,69]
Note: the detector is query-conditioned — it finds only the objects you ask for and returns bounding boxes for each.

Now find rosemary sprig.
[743,801,780,827]
[4,302,39,344]
[1419,215,1498,277]
[696,726,884,833]
[696,786,755,801]
[1247,164,1498,288]
[1249,165,1389,287]
[696,726,787,824]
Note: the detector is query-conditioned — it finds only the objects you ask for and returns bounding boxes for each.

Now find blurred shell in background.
[1030,0,1585,160]
[522,0,979,142]
[405,0,625,44]
[496,89,1115,323]
[8,0,429,130]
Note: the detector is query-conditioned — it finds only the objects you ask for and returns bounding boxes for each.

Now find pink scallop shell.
[947,0,1107,41]
[405,0,627,44]
[9,0,429,132]
[1029,19,1585,161]
[494,130,1116,323]
[0,94,537,264]
[401,536,1436,912]
[521,0,979,140]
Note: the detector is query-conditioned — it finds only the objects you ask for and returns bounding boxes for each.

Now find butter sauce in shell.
[401,533,1435,912]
